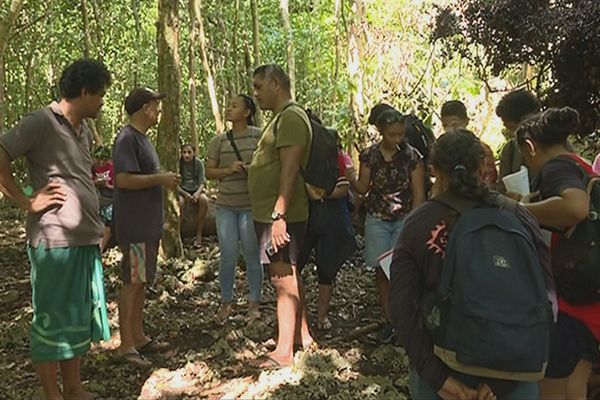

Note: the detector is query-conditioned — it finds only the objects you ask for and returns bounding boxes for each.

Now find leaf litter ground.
[0,202,411,399]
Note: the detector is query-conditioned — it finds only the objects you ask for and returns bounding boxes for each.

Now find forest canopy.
[0,0,598,152]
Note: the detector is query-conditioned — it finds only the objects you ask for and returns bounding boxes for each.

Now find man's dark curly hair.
[59,59,112,100]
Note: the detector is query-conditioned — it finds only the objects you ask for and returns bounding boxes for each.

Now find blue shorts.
[364,213,405,267]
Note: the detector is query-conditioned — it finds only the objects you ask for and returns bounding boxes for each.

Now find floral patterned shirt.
[359,142,422,221]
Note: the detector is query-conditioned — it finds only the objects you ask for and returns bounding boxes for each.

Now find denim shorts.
[364,213,405,267]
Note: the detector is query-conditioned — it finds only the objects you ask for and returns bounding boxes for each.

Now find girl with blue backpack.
[516,107,600,399]
[389,129,555,400]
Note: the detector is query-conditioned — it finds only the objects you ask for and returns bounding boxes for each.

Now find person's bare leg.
[317,283,333,324]
[254,261,297,366]
[100,226,111,253]
[294,270,313,348]
[375,267,390,320]
[35,362,62,400]
[195,194,209,245]
[539,378,567,400]
[117,284,138,354]
[60,357,93,400]
[566,360,593,399]
[131,283,150,347]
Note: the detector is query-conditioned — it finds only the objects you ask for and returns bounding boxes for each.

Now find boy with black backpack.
[389,130,555,399]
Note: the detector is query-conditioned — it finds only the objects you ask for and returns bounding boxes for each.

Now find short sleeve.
[113,133,141,174]
[196,159,206,186]
[407,145,423,171]
[206,134,221,162]
[593,154,600,175]
[540,159,586,198]
[276,109,309,149]
[0,112,45,160]
[359,147,371,166]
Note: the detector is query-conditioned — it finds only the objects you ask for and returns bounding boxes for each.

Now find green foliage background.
[2,0,545,157]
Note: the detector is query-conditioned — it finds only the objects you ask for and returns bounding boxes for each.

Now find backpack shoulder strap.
[225,130,243,162]
[273,102,298,137]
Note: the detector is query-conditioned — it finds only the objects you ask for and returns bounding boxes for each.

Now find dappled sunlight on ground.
[0,203,412,399]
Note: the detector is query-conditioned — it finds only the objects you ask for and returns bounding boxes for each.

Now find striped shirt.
[206,126,261,209]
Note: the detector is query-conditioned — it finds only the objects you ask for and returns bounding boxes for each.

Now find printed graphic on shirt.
[426,221,448,258]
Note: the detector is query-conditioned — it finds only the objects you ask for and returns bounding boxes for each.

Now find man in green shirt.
[248,64,313,368]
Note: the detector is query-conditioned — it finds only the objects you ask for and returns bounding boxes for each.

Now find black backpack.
[275,104,339,197]
[551,156,600,304]
[405,114,436,161]
[431,193,551,379]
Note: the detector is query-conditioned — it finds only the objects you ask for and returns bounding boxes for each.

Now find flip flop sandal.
[248,355,292,371]
[115,351,152,368]
[136,338,170,354]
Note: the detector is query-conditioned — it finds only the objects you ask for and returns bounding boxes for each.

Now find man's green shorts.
[27,244,110,363]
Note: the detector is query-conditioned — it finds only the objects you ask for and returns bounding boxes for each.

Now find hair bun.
[545,107,579,131]
[558,106,580,131]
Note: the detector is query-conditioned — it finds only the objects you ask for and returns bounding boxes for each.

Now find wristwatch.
[271,210,285,221]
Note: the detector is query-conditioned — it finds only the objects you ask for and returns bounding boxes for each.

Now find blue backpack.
[431,193,551,380]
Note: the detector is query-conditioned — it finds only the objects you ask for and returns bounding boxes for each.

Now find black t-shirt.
[539,157,586,200]
[113,125,164,244]
[388,192,553,392]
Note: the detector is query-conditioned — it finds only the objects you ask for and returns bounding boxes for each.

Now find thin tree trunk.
[157,0,183,258]
[332,0,343,104]
[131,0,142,88]
[347,0,366,154]
[249,0,262,126]
[80,0,102,146]
[250,0,260,66]
[191,0,224,133]
[279,0,295,98]
[188,0,199,153]
[0,0,25,133]
[232,0,240,91]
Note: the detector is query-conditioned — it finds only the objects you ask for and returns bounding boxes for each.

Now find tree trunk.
[332,0,343,105]
[80,0,103,146]
[0,0,25,133]
[191,0,224,133]
[347,0,366,154]
[232,0,240,91]
[250,0,260,66]
[249,0,262,126]
[157,0,183,258]
[131,0,142,88]
[187,0,199,153]
[279,0,295,98]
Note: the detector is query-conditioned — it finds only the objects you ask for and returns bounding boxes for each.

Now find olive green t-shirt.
[206,126,261,209]
[248,101,312,223]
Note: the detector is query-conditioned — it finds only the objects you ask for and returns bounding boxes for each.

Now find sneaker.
[375,322,396,344]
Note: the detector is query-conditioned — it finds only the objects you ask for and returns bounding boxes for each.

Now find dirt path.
[0,203,410,399]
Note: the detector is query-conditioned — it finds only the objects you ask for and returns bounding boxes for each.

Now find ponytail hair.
[238,94,256,126]
[430,129,488,201]
[516,106,579,148]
